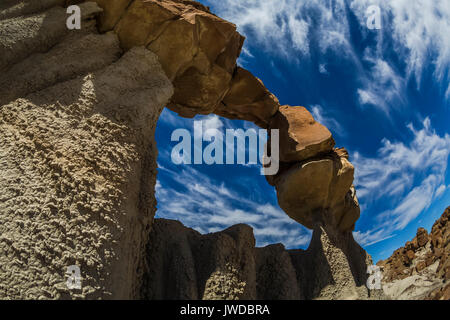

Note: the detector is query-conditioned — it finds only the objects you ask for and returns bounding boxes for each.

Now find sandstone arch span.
[0,0,384,299]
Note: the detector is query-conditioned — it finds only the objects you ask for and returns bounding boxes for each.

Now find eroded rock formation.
[378,207,450,300]
[1,0,374,300]
[146,218,383,300]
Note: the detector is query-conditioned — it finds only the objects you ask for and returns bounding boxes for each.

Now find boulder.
[417,228,429,247]
[406,250,415,261]
[337,186,361,231]
[269,106,335,162]
[215,67,280,127]
[274,151,356,231]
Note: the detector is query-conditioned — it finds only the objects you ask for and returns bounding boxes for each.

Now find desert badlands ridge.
[0,0,448,300]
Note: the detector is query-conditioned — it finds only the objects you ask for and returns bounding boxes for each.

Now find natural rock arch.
[0,0,383,299]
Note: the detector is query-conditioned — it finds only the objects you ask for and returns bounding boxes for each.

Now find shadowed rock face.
[1,0,372,300]
[146,218,385,300]
[90,0,361,232]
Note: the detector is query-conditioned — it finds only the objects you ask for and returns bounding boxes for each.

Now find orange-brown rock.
[426,283,450,300]
[416,228,429,247]
[335,147,349,159]
[406,250,416,261]
[94,0,133,32]
[0,0,369,300]
[270,106,335,163]
[337,186,361,231]
[215,67,280,127]
[93,0,245,117]
[274,151,357,230]
[416,261,426,272]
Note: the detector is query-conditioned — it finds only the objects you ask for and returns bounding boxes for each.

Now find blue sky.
[155,0,450,262]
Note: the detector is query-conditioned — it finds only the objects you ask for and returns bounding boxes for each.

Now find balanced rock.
[0,0,368,300]
[269,106,335,162]
[274,150,357,231]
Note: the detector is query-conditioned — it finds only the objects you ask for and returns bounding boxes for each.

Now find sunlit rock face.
[1,0,371,300]
[377,207,450,300]
[92,0,361,232]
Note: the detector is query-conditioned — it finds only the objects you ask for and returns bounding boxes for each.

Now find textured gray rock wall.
[145,218,385,300]
[0,2,173,299]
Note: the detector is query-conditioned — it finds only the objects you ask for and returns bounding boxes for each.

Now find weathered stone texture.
[378,207,450,300]
[146,219,384,300]
[0,0,370,300]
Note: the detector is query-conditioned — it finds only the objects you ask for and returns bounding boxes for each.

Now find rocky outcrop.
[270,105,335,162]
[378,207,450,300]
[290,220,385,300]
[145,219,383,300]
[1,0,368,300]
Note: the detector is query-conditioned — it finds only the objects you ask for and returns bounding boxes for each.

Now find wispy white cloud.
[156,163,311,248]
[206,0,450,113]
[353,229,395,247]
[435,184,447,198]
[310,104,345,137]
[202,114,224,132]
[208,0,354,60]
[350,0,450,99]
[318,64,328,75]
[353,118,450,245]
[357,57,406,115]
